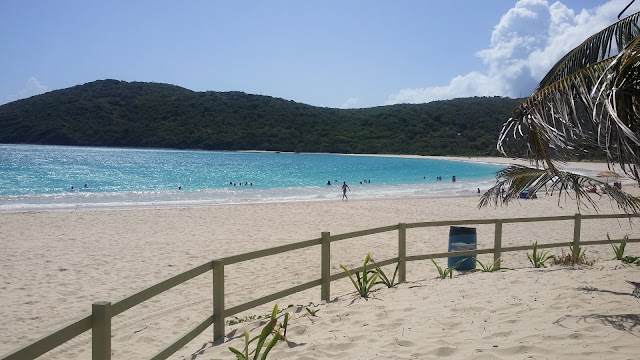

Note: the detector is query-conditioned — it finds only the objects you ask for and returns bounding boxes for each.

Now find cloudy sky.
[1,0,638,108]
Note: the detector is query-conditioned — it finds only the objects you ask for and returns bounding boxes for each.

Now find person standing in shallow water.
[341,181,350,201]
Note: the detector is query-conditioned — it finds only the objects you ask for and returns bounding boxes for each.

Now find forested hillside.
[0,79,523,156]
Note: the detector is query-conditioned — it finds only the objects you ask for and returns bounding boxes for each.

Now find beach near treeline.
[1,156,640,359]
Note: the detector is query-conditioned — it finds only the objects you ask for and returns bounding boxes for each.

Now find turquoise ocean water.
[0,144,505,211]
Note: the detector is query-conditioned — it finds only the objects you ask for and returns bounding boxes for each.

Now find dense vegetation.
[0,79,524,156]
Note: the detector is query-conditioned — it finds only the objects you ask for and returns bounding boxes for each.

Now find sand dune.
[202,262,639,360]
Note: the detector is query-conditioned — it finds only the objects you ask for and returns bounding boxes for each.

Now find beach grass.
[527,241,553,268]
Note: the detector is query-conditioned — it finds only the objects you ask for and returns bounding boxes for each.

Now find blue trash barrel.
[448,226,477,271]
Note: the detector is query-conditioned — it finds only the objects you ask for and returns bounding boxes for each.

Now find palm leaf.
[478,164,640,213]
[498,10,640,188]
[537,11,640,89]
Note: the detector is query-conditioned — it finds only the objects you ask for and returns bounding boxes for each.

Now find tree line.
[0,79,529,156]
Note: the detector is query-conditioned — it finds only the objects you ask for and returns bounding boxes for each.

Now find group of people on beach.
[586,181,622,194]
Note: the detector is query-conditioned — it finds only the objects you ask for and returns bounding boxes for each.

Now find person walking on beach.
[341,181,350,201]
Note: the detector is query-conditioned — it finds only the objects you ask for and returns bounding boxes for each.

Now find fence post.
[398,223,406,283]
[494,220,503,265]
[321,232,331,301]
[212,259,225,341]
[92,301,112,360]
[573,213,582,258]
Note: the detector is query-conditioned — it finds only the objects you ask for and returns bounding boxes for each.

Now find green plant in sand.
[228,303,288,360]
[431,258,466,279]
[527,241,553,268]
[340,252,379,298]
[621,255,640,265]
[371,256,402,288]
[568,243,587,262]
[227,314,261,326]
[611,233,629,260]
[474,258,510,272]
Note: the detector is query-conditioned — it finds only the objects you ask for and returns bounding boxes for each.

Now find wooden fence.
[2,213,639,360]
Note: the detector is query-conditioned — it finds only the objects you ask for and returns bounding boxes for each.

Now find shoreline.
[0,184,488,214]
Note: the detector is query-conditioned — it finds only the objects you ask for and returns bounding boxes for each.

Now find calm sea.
[0,144,505,211]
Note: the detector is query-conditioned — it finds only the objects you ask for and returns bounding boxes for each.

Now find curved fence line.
[2,213,639,360]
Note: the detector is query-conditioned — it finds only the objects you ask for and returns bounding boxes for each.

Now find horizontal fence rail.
[112,261,213,316]
[2,213,639,360]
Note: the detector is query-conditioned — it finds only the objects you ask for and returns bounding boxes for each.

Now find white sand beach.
[1,157,640,359]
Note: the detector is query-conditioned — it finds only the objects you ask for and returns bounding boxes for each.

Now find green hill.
[0,79,523,156]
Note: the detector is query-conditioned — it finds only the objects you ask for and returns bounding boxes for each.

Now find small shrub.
[621,255,640,265]
[371,256,402,288]
[228,303,288,360]
[611,233,629,260]
[340,252,379,298]
[527,241,553,268]
[431,258,466,279]
[474,258,510,272]
[552,248,595,266]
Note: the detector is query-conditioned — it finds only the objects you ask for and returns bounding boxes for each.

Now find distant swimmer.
[327,180,331,185]
[452,176,456,182]
[342,181,350,201]
[178,186,182,190]
[84,184,88,189]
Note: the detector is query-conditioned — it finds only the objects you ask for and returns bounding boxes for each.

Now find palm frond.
[478,164,640,214]
[592,34,640,175]
[538,11,640,88]
[498,10,640,184]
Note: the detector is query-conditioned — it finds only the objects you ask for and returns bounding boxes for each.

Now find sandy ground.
[1,157,640,359]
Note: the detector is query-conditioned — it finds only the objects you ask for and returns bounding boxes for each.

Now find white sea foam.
[0,179,496,212]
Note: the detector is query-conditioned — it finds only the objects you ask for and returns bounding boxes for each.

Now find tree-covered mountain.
[0,79,524,156]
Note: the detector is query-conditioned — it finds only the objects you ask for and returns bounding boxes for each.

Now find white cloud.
[386,72,506,104]
[386,0,640,105]
[340,97,360,109]
[6,77,48,103]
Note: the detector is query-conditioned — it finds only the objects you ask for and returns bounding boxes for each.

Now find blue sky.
[1,0,638,108]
